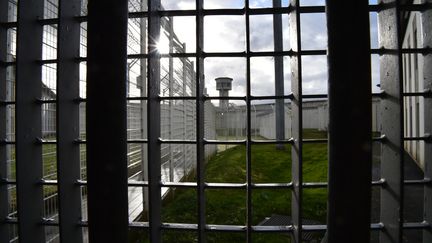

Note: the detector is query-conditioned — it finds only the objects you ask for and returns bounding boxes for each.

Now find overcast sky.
[156,0,381,100]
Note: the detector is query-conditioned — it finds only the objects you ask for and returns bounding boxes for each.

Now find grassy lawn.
[132,129,328,243]
[7,144,59,211]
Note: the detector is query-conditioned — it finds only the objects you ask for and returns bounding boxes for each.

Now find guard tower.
[215,77,233,109]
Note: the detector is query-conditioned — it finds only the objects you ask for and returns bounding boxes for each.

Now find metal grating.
[0,0,431,243]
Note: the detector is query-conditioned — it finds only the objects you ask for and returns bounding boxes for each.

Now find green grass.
[7,144,59,209]
[132,129,328,243]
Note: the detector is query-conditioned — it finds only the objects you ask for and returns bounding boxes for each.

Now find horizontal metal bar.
[127,139,148,143]
[41,218,60,226]
[371,223,385,230]
[37,59,57,65]
[161,182,197,188]
[403,135,432,141]
[36,138,57,144]
[158,96,195,100]
[38,179,58,185]
[369,2,432,12]
[371,47,432,55]
[127,222,391,231]
[403,89,432,97]
[127,180,148,187]
[126,97,148,101]
[162,223,198,231]
[402,221,430,229]
[0,178,16,184]
[205,224,247,232]
[76,57,87,62]
[373,134,386,142]
[123,181,389,189]
[4,217,18,224]
[74,98,86,103]
[204,96,246,101]
[300,50,327,55]
[251,225,293,232]
[404,178,431,185]
[372,178,386,186]
[0,21,17,28]
[206,183,247,189]
[35,99,56,104]
[250,94,294,100]
[75,180,87,186]
[252,183,292,189]
[74,139,86,144]
[204,139,247,145]
[251,139,294,145]
[0,140,15,145]
[0,101,16,105]
[302,138,327,144]
[37,18,58,26]
[158,139,196,144]
[302,182,327,188]
[128,222,149,228]
[302,224,327,232]
[0,61,15,67]
[128,6,326,19]
[302,94,327,99]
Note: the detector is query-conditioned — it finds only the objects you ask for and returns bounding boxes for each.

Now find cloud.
[161,0,195,10]
[158,1,389,98]
[204,15,246,52]
[300,13,327,50]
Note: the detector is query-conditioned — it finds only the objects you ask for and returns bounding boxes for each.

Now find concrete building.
[402,1,429,170]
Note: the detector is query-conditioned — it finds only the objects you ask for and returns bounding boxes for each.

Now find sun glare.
[156,37,170,53]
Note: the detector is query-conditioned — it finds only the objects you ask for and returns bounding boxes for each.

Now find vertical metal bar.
[378,0,404,242]
[56,0,83,242]
[196,0,206,241]
[86,0,129,242]
[422,1,432,241]
[139,0,149,214]
[245,0,252,242]
[326,1,372,242]
[147,0,162,242]
[289,0,303,242]
[182,43,187,175]
[15,0,46,242]
[168,17,174,183]
[273,0,285,148]
[0,0,9,242]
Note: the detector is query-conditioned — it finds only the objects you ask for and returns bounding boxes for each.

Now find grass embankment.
[132,129,328,243]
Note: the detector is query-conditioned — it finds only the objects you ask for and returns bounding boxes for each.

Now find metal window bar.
[147,1,163,243]
[15,0,46,242]
[326,1,372,242]
[289,0,304,242]
[379,1,405,242]
[0,0,10,241]
[86,1,129,242]
[423,2,432,242]
[56,0,83,242]
[2,0,432,243]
